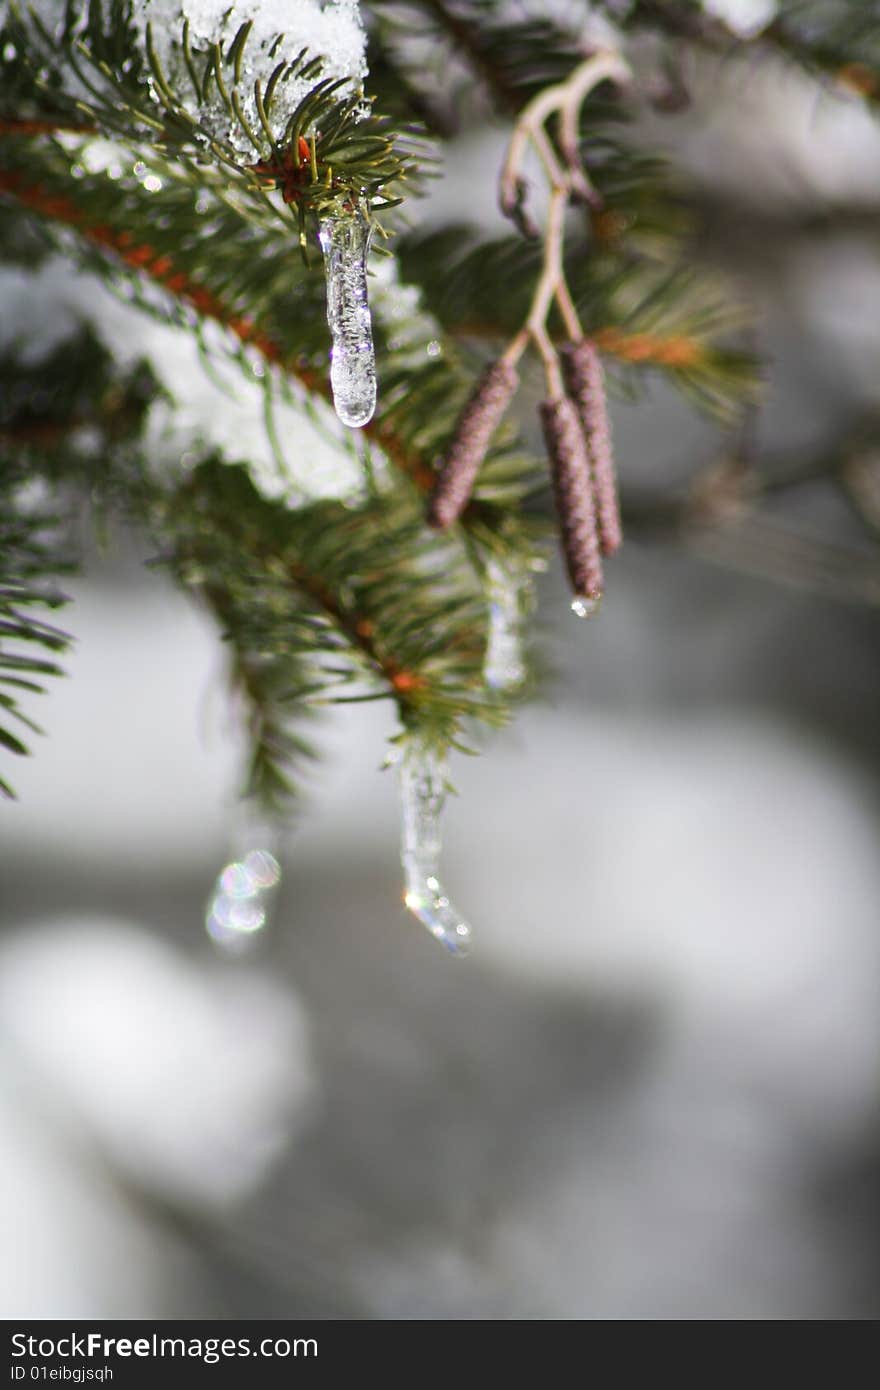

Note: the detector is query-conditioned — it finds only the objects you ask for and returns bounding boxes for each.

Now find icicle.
[483,556,526,690]
[206,829,282,955]
[399,742,473,956]
[319,199,377,429]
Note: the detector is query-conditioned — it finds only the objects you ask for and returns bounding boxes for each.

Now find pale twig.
[498,50,632,397]
[559,52,632,179]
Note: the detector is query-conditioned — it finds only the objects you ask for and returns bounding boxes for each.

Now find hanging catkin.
[560,338,622,555]
[540,395,603,605]
[427,358,519,528]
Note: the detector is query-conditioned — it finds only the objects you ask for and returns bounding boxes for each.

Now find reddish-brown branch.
[592,326,706,368]
[0,419,75,448]
[0,117,96,137]
[286,560,427,699]
[250,136,316,206]
[833,63,879,99]
[453,318,707,369]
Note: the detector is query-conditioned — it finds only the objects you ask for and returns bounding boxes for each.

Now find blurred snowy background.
[3,17,880,1319]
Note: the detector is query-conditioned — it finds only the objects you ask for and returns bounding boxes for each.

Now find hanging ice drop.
[319,200,377,428]
[483,556,526,691]
[399,742,473,956]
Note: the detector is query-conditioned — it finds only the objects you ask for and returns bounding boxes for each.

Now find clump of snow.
[135,0,368,156]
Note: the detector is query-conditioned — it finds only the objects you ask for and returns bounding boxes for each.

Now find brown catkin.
[427,358,519,528]
[540,395,603,602]
[560,338,622,556]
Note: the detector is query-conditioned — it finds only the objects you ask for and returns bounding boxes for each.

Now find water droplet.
[319,200,377,429]
[571,594,601,619]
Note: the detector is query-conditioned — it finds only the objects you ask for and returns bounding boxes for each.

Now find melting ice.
[399,742,473,956]
[319,202,377,428]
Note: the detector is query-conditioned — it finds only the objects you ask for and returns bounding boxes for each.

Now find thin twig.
[498,50,632,396]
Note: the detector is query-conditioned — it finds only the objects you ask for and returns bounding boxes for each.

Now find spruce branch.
[0,466,71,800]
[0,535,71,800]
[2,393,524,810]
[0,319,165,796]
[0,116,96,136]
[0,123,549,543]
[4,0,848,816]
[0,230,533,807]
[146,458,518,803]
[0,146,434,490]
[1,1,421,228]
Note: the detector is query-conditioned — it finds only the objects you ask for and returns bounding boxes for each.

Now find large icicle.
[399,742,473,956]
[319,201,377,428]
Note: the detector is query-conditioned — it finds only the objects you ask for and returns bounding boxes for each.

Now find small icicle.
[483,556,526,691]
[206,825,282,956]
[319,199,377,429]
[399,741,473,956]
